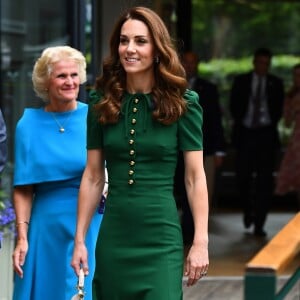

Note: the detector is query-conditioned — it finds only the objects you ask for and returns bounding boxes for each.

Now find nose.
[126,40,136,53]
[65,76,73,84]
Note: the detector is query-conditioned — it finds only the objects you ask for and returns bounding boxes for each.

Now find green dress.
[87,90,203,300]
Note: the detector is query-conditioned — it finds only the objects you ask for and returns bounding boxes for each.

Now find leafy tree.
[192,0,300,59]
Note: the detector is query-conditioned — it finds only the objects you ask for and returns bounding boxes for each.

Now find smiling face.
[118,19,155,80]
[47,60,80,106]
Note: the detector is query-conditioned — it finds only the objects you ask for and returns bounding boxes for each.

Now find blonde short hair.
[32,45,87,101]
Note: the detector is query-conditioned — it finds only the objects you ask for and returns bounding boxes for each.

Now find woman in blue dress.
[12,46,102,300]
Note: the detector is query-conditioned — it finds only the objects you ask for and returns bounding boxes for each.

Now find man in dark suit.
[229,47,284,237]
[174,51,226,245]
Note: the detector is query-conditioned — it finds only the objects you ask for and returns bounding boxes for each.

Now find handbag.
[71,268,85,300]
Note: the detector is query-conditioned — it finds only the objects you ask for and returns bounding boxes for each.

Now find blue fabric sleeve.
[14,103,87,185]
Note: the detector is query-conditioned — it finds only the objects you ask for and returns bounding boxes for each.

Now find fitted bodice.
[87,90,204,192]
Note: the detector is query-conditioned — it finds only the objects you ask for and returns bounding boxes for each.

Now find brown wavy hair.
[94,6,188,125]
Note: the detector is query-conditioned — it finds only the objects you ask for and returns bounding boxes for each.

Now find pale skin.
[71,150,106,276]
[71,18,209,287]
[183,150,209,286]
[12,60,80,278]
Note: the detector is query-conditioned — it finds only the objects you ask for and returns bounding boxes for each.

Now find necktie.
[251,77,262,127]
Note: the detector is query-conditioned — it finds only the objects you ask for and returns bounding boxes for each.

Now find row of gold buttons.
[128,98,139,185]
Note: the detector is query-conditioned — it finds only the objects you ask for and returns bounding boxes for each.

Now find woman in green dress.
[71,6,209,300]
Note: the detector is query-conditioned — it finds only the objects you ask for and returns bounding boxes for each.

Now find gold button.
[130,160,135,166]
[128,179,134,185]
[129,139,134,145]
[130,150,135,155]
[130,129,135,135]
[129,170,134,175]
[132,118,136,124]
[134,98,139,104]
[133,107,138,113]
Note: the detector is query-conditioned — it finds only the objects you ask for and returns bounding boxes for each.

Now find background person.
[174,51,226,245]
[229,47,284,237]
[275,63,300,209]
[12,46,102,300]
[71,6,209,300]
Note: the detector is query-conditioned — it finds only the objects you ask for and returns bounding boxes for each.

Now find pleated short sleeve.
[178,90,203,151]
[87,90,104,149]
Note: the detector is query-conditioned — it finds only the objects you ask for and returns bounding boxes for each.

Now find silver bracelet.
[16,221,29,227]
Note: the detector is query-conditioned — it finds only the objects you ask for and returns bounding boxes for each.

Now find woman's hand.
[184,243,209,287]
[12,185,33,278]
[12,238,29,278]
[71,242,89,276]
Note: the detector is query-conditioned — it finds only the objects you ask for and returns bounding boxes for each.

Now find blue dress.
[13,102,102,300]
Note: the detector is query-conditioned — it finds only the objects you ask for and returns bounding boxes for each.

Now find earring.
[154,56,160,64]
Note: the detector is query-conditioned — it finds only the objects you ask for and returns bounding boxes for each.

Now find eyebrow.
[120,34,148,38]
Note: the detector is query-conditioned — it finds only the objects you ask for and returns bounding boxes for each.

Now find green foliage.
[191,0,300,60]
[0,165,15,244]
[0,189,15,243]
[199,55,300,82]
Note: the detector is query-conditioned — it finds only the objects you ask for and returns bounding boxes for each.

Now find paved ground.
[182,276,300,300]
[181,210,300,299]
[206,209,298,276]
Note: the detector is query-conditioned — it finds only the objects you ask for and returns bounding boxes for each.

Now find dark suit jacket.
[191,77,226,156]
[174,77,226,200]
[229,72,284,147]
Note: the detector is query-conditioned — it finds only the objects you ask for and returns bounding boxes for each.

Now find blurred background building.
[2,1,300,201]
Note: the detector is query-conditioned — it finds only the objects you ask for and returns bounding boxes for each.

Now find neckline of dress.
[44,101,78,114]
